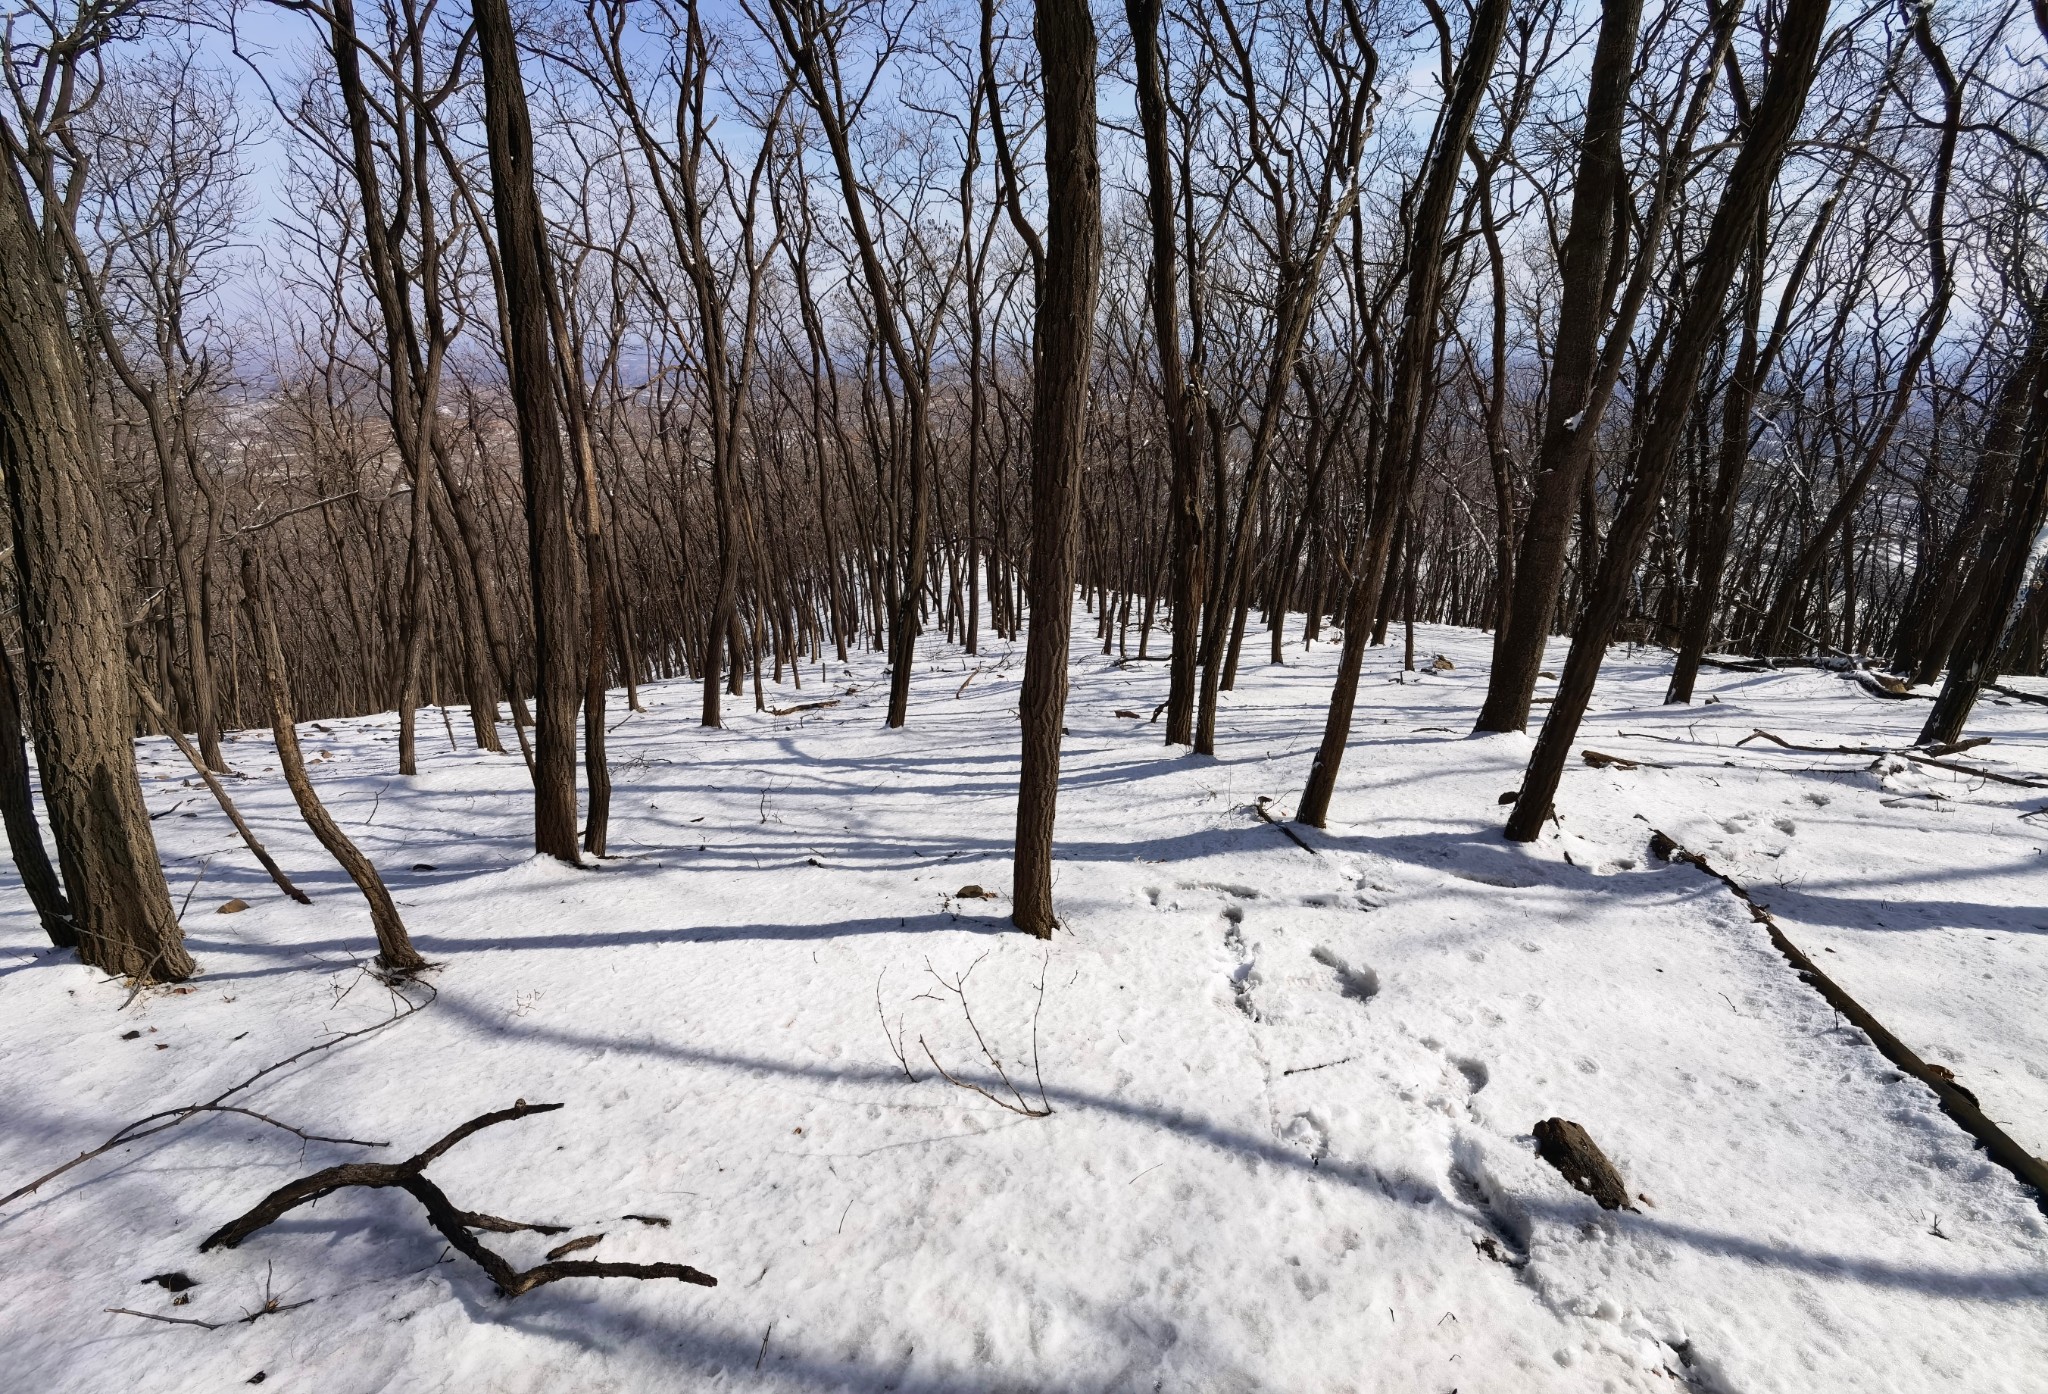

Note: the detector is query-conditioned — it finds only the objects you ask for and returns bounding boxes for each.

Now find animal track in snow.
[1186,880,1261,900]
[1223,909,1259,1020]
[1309,945,1379,1003]
[1446,868,1536,889]
[1451,1057,1490,1093]
[1282,1111,1330,1166]
[1302,890,1383,911]
[1448,1161,1529,1265]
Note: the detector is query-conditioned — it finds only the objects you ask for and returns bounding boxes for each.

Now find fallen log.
[1736,729,2048,788]
[1650,831,2048,1219]
[1581,749,1669,771]
[1988,682,2048,708]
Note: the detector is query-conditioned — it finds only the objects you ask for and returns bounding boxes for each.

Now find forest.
[1,0,2046,1388]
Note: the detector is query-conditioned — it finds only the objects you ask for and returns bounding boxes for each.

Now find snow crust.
[2,618,2045,1391]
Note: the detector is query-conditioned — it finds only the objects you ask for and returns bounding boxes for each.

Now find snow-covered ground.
[2,613,2045,1392]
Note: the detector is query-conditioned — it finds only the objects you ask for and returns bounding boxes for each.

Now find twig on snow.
[1,983,433,1210]
[875,970,920,1081]
[1253,796,1319,855]
[105,1308,224,1330]
[914,953,1052,1117]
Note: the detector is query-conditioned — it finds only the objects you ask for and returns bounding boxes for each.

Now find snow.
[2,615,2046,1392]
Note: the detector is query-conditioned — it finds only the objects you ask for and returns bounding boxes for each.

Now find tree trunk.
[1473,0,1643,732]
[243,552,425,974]
[1919,318,2048,746]
[474,0,582,863]
[1298,0,1510,826]
[0,147,190,982]
[0,641,75,947]
[1012,0,1102,939]
[1128,0,1205,747]
[1507,0,1829,841]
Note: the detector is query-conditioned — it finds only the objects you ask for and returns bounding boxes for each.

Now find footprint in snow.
[1282,1111,1331,1166]
[1310,945,1379,1003]
[1224,909,1259,1020]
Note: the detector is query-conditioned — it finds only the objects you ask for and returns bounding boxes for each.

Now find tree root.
[200,1101,717,1297]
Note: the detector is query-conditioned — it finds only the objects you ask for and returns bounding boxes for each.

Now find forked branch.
[200,1101,717,1297]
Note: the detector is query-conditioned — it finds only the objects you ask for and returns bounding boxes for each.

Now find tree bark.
[1919,318,2048,746]
[0,641,75,947]
[1472,0,1643,732]
[1127,0,1204,747]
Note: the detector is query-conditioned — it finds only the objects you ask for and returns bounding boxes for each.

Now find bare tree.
[1506,0,1832,842]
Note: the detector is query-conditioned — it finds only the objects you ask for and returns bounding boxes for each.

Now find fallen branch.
[1533,1118,1632,1211]
[1253,796,1319,855]
[1923,737,1991,758]
[1851,671,1931,701]
[1581,749,1669,771]
[1651,830,2048,1218]
[1988,682,2048,708]
[1736,729,2048,788]
[769,699,839,717]
[105,1307,224,1330]
[200,1101,716,1297]
[1,983,430,1210]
